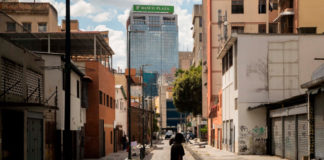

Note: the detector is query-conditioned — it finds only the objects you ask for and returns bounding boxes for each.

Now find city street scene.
[0,0,323,160]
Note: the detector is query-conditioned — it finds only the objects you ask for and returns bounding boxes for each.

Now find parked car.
[165,131,173,139]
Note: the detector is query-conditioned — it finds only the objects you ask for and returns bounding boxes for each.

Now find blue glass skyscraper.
[127,6,179,75]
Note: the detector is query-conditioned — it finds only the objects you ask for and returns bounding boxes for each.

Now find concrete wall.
[229,34,324,155]
[298,0,324,33]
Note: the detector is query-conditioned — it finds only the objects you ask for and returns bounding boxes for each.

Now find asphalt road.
[144,140,195,160]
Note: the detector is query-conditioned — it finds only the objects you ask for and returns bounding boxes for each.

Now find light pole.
[63,0,72,159]
[127,30,144,160]
[150,83,157,147]
[140,64,151,160]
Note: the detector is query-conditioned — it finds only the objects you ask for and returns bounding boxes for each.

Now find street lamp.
[140,64,151,160]
[127,30,144,160]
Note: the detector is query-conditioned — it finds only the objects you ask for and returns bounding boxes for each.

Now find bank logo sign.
[133,5,174,13]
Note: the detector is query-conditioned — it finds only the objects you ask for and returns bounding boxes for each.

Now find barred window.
[232,0,244,14]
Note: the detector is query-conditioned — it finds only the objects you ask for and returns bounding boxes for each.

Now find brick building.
[83,61,115,158]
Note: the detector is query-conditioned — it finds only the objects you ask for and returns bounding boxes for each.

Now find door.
[217,128,222,149]
[272,117,283,157]
[211,129,215,147]
[284,116,296,160]
[229,120,234,152]
[99,120,105,157]
[297,115,308,160]
[27,118,43,160]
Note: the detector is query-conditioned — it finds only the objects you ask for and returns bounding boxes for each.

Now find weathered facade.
[0,2,59,32]
[218,34,324,154]
[178,51,194,70]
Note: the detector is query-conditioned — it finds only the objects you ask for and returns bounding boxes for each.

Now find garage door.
[284,116,296,160]
[272,117,283,157]
[297,115,308,160]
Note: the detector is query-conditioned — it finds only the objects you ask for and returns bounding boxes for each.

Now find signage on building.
[133,5,174,13]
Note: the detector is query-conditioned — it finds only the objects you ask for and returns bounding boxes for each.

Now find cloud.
[89,11,117,22]
[89,0,185,10]
[93,25,127,70]
[71,0,96,17]
[117,9,130,28]
[174,6,193,51]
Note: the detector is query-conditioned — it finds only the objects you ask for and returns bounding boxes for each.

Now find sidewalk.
[85,141,158,160]
[185,140,285,160]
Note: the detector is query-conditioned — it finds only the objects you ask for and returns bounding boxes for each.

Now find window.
[258,24,266,33]
[38,22,47,32]
[222,47,233,74]
[149,16,160,25]
[269,23,278,33]
[110,131,113,144]
[77,80,80,98]
[258,0,266,14]
[163,17,175,25]
[298,27,317,34]
[6,22,16,32]
[103,93,106,105]
[235,98,238,110]
[106,95,109,107]
[99,91,102,104]
[199,33,202,42]
[271,0,278,10]
[110,97,112,108]
[231,26,244,33]
[228,47,233,67]
[23,23,31,32]
[133,16,145,25]
[199,17,202,27]
[232,0,244,14]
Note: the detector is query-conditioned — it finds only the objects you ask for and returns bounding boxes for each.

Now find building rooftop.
[0,2,57,15]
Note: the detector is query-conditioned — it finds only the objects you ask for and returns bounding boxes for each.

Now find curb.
[184,144,203,160]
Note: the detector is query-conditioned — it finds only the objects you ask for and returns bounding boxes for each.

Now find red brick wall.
[84,62,115,157]
[208,90,222,149]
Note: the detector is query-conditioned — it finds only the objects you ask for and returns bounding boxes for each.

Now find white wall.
[115,87,127,135]
[42,54,85,131]
[232,34,324,154]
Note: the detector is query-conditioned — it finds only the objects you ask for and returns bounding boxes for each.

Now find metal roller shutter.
[315,94,324,159]
[284,116,296,160]
[272,117,283,157]
[297,115,308,160]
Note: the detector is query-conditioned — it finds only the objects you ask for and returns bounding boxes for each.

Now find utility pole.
[141,66,145,160]
[63,0,72,159]
[127,31,132,160]
[150,84,154,147]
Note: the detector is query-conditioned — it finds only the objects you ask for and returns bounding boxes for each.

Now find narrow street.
[144,140,195,160]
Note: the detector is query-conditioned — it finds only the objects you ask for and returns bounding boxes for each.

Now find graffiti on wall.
[239,125,267,154]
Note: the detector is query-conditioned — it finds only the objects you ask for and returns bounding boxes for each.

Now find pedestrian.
[121,135,127,150]
[186,133,190,143]
[170,133,185,160]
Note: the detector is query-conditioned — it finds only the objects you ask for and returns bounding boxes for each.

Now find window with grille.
[1,58,23,97]
[6,22,16,32]
[232,0,244,14]
[38,22,47,32]
[258,24,266,33]
[232,26,244,33]
[23,23,31,32]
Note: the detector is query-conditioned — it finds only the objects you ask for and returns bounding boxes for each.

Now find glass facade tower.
[127,11,179,75]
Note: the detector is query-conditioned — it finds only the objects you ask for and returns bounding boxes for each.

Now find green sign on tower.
[133,5,174,13]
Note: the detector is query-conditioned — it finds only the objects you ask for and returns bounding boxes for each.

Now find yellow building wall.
[298,0,324,33]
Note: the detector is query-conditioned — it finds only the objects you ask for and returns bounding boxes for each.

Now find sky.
[22,0,202,70]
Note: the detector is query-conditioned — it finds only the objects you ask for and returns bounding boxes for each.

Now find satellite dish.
[224,21,228,26]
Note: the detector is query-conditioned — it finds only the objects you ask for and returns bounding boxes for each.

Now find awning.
[273,8,295,23]
[248,94,307,111]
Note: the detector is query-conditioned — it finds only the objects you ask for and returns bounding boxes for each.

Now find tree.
[172,65,202,116]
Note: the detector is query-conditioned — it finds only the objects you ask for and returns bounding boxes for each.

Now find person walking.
[170,133,185,160]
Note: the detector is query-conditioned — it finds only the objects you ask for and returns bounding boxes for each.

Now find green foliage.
[172,65,202,116]
[200,125,207,134]
[153,114,159,132]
